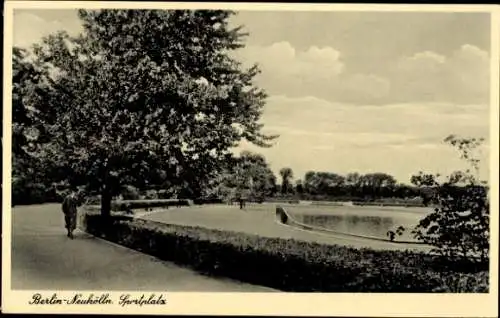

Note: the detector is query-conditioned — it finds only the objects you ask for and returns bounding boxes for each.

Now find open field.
[138,203,433,252]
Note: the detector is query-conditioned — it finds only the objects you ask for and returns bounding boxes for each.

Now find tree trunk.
[101,184,112,218]
[101,161,112,218]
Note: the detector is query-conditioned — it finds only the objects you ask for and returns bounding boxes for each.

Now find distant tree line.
[296,171,421,202]
[267,167,432,205]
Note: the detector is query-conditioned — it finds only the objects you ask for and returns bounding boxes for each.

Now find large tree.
[303,171,346,197]
[279,167,294,195]
[15,9,277,216]
[358,172,397,198]
[208,151,276,202]
[12,47,58,204]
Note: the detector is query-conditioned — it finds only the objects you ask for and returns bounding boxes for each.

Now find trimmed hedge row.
[12,182,65,206]
[267,197,426,207]
[265,198,301,204]
[310,201,345,206]
[111,199,192,211]
[83,199,192,214]
[83,214,488,292]
[192,198,224,205]
[352,201,425,207]
[87,198,224,212]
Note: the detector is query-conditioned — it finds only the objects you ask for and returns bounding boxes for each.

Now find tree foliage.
[279,167,294,194]
[207,151,276,202]
[410,135,489,263]
[12,47,62,204]
[302,171,399,199]
[13,9,277,214]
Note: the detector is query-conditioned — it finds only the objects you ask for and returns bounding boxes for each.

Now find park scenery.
[11,9,490,293]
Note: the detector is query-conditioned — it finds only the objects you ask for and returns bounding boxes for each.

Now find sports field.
[138,203,433,252]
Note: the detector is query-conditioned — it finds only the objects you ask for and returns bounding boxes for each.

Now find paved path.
[10,204,276,292]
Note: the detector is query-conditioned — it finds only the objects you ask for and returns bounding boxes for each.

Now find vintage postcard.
[2,1,499,316]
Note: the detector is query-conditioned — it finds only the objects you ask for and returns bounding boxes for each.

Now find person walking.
[62,189,82,239]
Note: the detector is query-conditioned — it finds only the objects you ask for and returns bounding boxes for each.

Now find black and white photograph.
[2,1,498,316]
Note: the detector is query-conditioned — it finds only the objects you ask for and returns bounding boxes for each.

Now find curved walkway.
[10,204,276,291]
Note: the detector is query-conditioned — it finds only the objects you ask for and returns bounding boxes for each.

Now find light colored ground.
[139,203,433,252]
[11,204,277,291]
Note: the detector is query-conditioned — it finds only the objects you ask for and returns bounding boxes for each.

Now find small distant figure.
[239,197,246,210]
[125,205,134,215]
[387,231,396,242]
[62,189,83,239]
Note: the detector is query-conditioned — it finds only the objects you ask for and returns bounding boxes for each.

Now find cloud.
[447,44,490,100]
[236,95,490,182]
[235,41,490,105]
[336,73,391,103]
[262,95,489,137]
[14,12,490,106]
[391,44,490,104]
[14,12,63,48]
[13,11,82,49]
[236,41,344,88]
[235,42,396,104]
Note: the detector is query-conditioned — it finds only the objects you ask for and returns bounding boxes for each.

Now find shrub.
[121,185,141,200]
[266,198,300,204]
[109,199,192,211]
[192,198,224,205]
[352,201,425,207]
[142,190,159,200]
[85,196,101,205]
[83,214,488,293]
[12,181,58,205]
[409,135,489,263]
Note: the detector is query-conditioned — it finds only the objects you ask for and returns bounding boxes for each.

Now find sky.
[12,9,492,184]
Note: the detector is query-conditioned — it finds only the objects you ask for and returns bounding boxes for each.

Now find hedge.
[82,214,488,293]
[265,198,300,204]
[352,201,425,207]
[192,198,224,205]
[111,199,192,211]
[87,198,227,212]
[12,182,65,206]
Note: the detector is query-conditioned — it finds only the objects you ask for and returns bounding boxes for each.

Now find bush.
[352,201,425,207]
[121,185,141,200]
[12,181,61,206]
[266,198,300,204]
[110,199,192,211]
[142,190,159,200]
[311,201,344,207]
[83,214,488,292]
[409,136,489,263]
[83,199,193,215]
[85,196,101,205]
[192,198,224,205]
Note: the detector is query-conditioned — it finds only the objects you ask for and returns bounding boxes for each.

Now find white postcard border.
[2,2,499,316]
